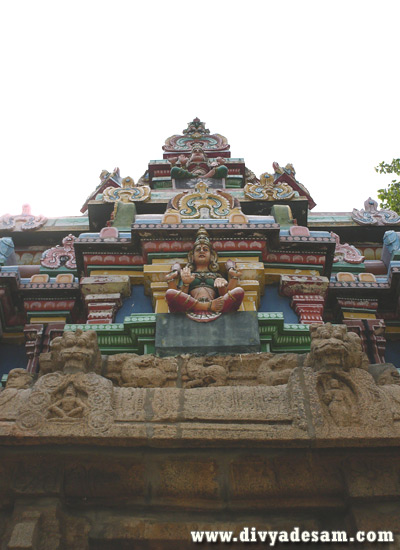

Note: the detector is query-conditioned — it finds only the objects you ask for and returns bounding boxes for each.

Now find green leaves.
[376,158,400,214]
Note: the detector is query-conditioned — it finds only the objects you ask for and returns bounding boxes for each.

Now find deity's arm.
[225,260,242,291]
[165,263,181,290]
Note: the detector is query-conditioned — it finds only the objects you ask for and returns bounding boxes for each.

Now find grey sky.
[1,0,399,217]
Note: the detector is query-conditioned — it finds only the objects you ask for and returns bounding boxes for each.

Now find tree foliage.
[376,158,400,214]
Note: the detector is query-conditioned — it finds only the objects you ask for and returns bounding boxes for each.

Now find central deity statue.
[165,228,244,322]
[170,143,228,180]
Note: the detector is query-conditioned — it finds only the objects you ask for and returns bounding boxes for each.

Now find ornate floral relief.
[103,177,151,203]
[165,181,244,219]
[331,232,365,264]
[41,234,77,270]
[0,205,47,232]
[245,162,300,201]
[352,197,400,226]
[163,117,230,153]
[244,181,299,201]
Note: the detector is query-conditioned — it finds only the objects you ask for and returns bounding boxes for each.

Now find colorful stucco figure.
[165,228,244,322]
[170,143,228,180]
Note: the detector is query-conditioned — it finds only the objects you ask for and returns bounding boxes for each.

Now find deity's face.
[193,243,211,268]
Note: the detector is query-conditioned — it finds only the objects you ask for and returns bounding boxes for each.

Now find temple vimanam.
[0,119,399,548]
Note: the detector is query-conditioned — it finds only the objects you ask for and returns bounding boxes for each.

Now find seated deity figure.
[170,144,228,180]
[165,228,244,322]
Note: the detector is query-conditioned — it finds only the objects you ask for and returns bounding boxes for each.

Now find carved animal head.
[49,329,102,375]
[305,323,367,372]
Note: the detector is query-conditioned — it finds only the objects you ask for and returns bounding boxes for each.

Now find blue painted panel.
[259,284,299,323]
[115,285,153,322]
[385,341,400,368]
[0,344,27,376]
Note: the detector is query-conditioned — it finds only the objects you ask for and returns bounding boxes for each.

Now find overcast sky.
[1,0,399,219]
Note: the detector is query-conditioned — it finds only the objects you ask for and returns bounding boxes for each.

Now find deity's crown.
[194,227,211,247]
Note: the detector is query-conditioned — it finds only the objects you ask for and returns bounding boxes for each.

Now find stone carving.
[39,329,102,375]
[6,368,34,389]
[182,360,228,388]
[102,176,151,203]
[41,234,77,270]
[169,143,228,180]
[163,181,247,221]
[369,363,400,386]
[17,329,113,432]
[0,369,34,421]
[318,376,359,427]
[0,204,47,231]
[106,354,178,388]
[16,372,114,433]
[305,323,395,432]
[331,232,365,264]
[352,197,400,226]
[257,354,299,386]
[165,228,244,322]
[47,379,88,420]
[305,323,368,372]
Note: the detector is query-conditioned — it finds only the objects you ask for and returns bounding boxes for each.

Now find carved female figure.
[165,228,244,322]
